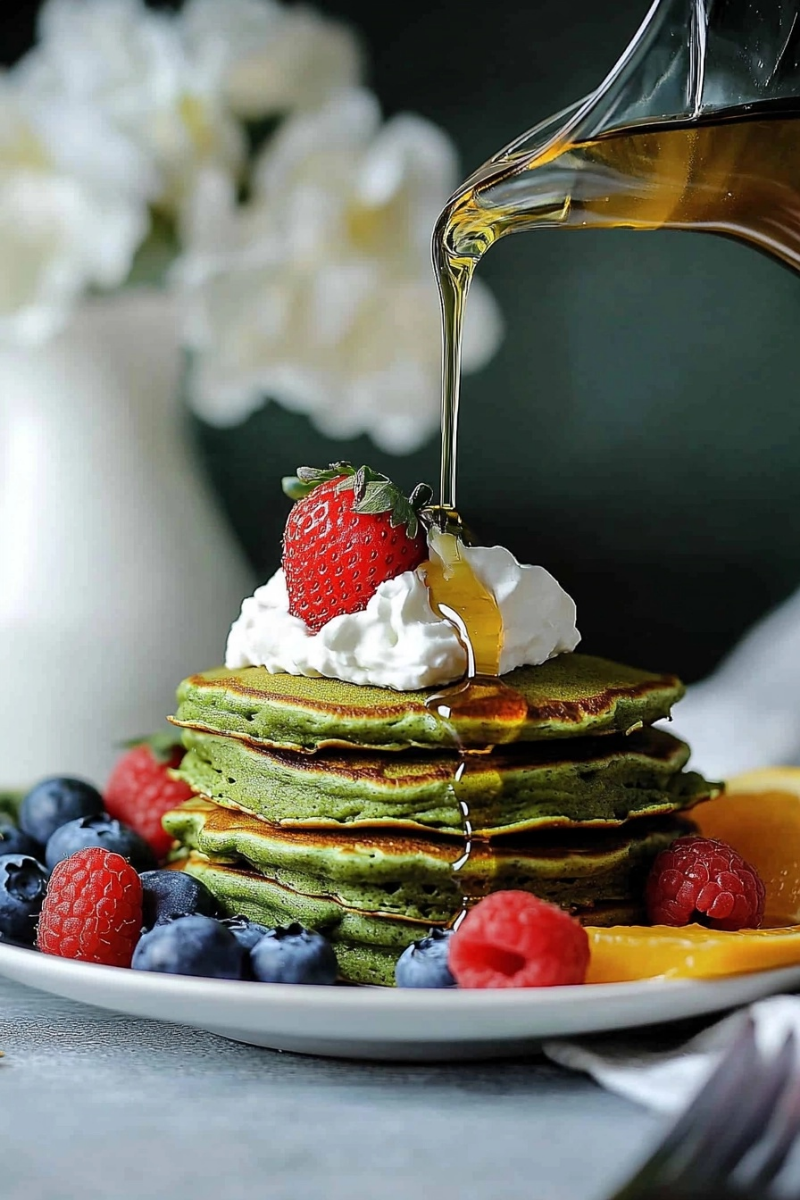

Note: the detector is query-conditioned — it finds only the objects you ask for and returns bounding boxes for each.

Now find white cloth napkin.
[669,585,800,779]
[543,996,800,1113]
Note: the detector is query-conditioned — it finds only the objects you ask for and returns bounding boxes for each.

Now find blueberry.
[249,923,338,985]
[395,928,456,988]
[45,815,156,872]
[221,915,272,952]
[140,870,217,930]
[0,820,42,860]
[132,915,245,978]
[20,778,104,845]
[0,931,32,949]
[0,854,49,946]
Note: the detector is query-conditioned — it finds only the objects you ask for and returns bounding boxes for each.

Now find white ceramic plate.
[2,942,800,1060]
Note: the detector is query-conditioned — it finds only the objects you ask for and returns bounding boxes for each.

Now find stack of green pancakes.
[165,653,719,986]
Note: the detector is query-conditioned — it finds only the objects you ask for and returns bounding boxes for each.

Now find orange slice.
[693,767,800,925]
[586,923,800,984]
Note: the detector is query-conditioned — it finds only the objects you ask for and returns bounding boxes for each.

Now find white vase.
[0,289,254,789]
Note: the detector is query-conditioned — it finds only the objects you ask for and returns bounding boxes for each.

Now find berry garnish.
[140,869,218,929]
[105,734,194,860]
[0,854,49,946]
[281,463,432,633]
[646,836,765,931]
[448,891,590,988]
[132,915,244,979]
[37,848,143,967]
[19,777,104,846]
[45,814,156,873]
[395,928,456,988]
[249,922,338,984]
[0,819,42,860]
[221,915,272,952]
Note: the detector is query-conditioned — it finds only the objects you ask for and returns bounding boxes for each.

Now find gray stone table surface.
[0,975,666,1200]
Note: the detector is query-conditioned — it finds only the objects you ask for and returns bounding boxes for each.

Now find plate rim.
[3,940,800,1012]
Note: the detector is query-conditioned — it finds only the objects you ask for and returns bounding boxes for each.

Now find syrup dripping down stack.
[165,647,718,985]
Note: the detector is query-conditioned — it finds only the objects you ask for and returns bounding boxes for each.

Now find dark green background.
[7,0,799,682]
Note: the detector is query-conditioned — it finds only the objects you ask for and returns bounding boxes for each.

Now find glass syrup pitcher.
[434,0,800,512]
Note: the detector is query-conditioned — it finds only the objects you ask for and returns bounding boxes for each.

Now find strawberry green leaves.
[281,462,354,501]
[349,476,433,541]
[282,463,433,540]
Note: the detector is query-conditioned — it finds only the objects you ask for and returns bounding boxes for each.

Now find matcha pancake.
[182,852,658,986]
[176,726,716,834]
[172,653,684,752]
[167,796,691,922]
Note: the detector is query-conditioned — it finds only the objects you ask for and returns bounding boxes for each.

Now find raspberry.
[37,847,143,967]
[105,739,193,860]
[646,836,765,931]
[448,891,589,988]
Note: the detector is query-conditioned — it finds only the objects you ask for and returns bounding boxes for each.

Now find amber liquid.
[435,100,800,513]
[425,101,800,915]
[422,525,528,919]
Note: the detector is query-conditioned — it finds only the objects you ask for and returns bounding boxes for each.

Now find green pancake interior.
[166,796,691,924]
[175,725,716,834]
[182,852,656,986]
[172,653,684,752]
[168,647,707,986]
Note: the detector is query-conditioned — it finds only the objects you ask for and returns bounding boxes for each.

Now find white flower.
[24,0,243,210]
[0,76,148,343]
[180,0,363,119]
[24,0,362,211]
[177,90,503,454]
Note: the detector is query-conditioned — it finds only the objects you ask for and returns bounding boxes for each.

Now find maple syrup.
[423,527,502,676]
[421,521,526,738]
[435,100,800,518]
[426,99,800,913]
[421,528,527,916]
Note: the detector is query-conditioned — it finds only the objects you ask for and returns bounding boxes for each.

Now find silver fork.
[609,1017,800,1199]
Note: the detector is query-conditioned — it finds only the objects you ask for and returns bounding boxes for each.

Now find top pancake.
[173,653,684,752]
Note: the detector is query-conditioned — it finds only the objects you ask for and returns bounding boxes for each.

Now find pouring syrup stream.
[426,99,800,917]
[421,529,527,917]
[422,501,526,921]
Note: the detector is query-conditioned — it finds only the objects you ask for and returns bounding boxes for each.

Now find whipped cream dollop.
[225,544,580,691]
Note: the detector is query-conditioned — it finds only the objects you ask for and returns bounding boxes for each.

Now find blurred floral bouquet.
[4,0,502,453]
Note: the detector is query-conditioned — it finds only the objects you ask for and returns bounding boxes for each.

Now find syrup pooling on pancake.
[173,657,685,751]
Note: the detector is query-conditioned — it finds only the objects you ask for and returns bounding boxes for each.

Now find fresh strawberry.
[104,733,193,861]
[281,463,432,633]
